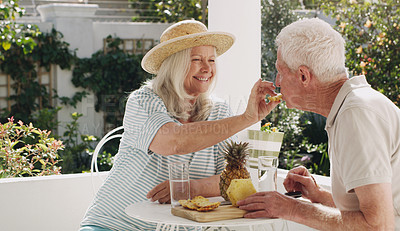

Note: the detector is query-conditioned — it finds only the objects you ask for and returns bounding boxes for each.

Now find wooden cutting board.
[171,205,247,222]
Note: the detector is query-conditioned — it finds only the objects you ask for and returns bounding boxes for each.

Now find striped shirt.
[81,86,234,230]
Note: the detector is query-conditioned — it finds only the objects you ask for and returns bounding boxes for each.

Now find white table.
[125,198,289,231]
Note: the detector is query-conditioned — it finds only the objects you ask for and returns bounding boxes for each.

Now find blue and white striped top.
[81,86,234,230]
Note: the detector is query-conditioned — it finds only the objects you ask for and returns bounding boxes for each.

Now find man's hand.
[237,191,297,220]
[283,166,323,203]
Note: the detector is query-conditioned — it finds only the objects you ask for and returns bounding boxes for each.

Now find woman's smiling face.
[184,45,216,97]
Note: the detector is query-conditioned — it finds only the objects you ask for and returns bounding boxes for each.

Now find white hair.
[275,18,347,82]
[145,48,215,121]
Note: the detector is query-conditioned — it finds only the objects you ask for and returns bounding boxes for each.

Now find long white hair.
[145,47,215,121]
[276,18,347,82]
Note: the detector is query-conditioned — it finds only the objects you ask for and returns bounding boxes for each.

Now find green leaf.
[31,130,41,135]
[37,144,48,151]
[10,141,22,149]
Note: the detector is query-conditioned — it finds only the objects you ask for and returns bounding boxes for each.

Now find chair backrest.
[91,126,123,191]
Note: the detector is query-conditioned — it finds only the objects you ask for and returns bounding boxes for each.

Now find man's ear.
[298,65,312,87]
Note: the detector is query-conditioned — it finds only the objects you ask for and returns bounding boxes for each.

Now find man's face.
[275,49,305,110]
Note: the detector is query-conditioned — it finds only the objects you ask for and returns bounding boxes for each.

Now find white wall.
[0,172,107,231]
[209,0,262,141]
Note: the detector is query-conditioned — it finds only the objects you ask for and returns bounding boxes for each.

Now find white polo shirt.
[325,75,400,228]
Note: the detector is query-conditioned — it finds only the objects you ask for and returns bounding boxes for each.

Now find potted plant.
[247,122,284,168]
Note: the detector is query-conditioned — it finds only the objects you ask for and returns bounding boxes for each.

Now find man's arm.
[238,183,394,230]
[351,183,394,230]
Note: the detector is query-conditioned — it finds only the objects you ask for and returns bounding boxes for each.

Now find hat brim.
[141,31,235,74]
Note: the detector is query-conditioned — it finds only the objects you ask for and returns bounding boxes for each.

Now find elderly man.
[238,18,400,230]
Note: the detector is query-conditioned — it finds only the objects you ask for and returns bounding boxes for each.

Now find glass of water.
[258,156,278,192]
[168,161,190,208]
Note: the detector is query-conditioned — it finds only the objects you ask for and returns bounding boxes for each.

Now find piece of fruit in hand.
[267,93,282,102]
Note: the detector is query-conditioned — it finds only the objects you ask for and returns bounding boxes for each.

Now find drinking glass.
[168,162,190,208]
[258,156,278,191]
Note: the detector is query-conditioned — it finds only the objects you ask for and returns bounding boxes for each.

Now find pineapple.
[219,141,251,201]
[227,179,257,206]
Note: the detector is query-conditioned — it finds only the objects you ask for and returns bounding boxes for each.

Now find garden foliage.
[59,112,102,173]
[0,0,39,59]
[321,0,400,106]
[0,117,63,178]
[0,28,76,124]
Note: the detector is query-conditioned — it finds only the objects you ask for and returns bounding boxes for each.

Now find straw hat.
[141,20,235,74]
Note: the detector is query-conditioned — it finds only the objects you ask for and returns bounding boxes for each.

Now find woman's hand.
[243,79,281,124]
[146,175,221,204]
[146,180,171,204]
[190,175,221,198]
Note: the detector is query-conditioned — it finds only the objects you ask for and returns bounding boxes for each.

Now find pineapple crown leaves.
[222,140,250,167]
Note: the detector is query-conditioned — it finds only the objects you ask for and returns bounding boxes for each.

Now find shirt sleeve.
[334,106,392,192]
[123,89,175,154]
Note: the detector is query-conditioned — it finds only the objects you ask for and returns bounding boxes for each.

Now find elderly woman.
[80,20,279,231]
